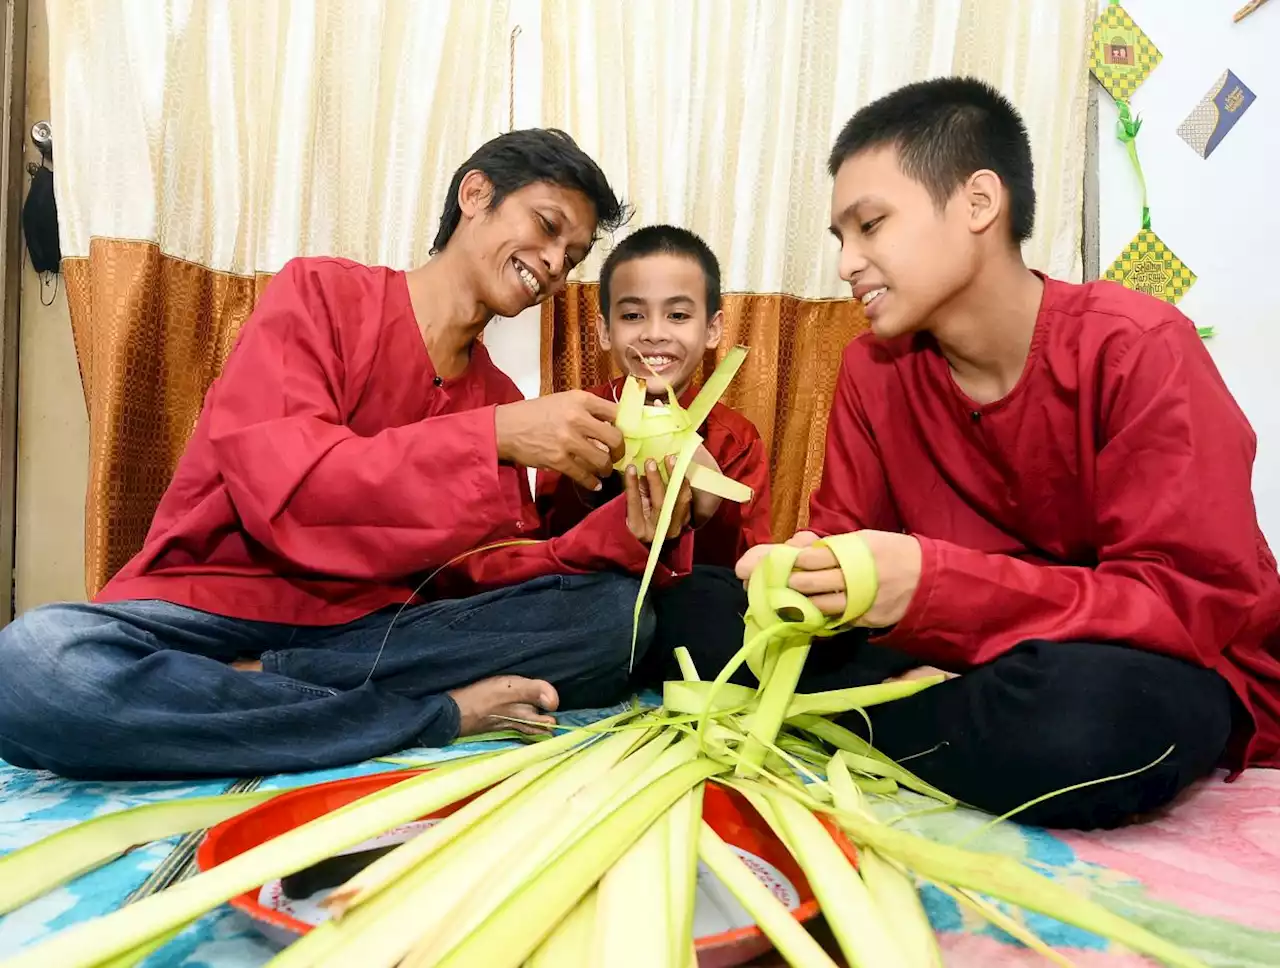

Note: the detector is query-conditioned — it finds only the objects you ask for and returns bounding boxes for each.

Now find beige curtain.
[48,0,511,593]
[541,0,1093,539]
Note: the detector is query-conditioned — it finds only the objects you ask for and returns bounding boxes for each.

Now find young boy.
[725,78,1280,829]
[537,225,772,569]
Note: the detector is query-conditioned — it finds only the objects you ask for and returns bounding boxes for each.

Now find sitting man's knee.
[0,606,65,675]
[552,573,652,698]
[0,604,115,716]
[0,608,73,766]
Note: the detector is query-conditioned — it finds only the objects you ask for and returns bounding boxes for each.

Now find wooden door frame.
[0,0,28,621]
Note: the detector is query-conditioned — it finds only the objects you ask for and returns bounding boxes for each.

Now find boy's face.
[829,145,980,339]
[596,253,723,398]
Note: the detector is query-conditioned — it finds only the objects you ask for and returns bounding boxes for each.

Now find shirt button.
[433,376,444,387]
[516,521,525,531]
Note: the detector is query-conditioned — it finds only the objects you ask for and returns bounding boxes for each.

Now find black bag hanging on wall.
[22,164,60,274]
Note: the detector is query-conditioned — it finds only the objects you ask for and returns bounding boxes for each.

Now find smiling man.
[0,129,699,780]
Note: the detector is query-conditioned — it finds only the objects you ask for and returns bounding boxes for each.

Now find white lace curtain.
[50,0,1092,283]
[49,0,512,273]
[544,0,1094,292]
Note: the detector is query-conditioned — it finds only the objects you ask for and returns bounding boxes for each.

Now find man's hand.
[625,456,693,545]
[689,444,724,527]
[735,529,922,627]
[494,391,624,492]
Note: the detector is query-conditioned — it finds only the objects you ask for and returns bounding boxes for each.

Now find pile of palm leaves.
[0,536,1204,968]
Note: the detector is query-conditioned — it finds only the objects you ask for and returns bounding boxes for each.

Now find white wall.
[1096,0,1280,546]
[485,306,543,402]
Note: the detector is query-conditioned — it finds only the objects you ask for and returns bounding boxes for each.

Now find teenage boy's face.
[596,253,724,398]
[829,145,975,339]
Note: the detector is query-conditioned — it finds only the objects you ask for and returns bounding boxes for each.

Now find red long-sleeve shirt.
[98,257,691,623]
[536,378,773,569]
[809,275,1280,770]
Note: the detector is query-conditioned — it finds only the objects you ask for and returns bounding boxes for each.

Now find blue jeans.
[0,573,653,779]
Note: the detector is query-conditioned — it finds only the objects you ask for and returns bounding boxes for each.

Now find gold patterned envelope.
[1090,3,1162,101]
[1104,228,1196,305]
[1177,70,1257,158]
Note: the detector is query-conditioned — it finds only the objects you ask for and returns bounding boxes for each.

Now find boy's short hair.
[433,128,628,253]
[828,76,1035,243]
[599,224,722,317]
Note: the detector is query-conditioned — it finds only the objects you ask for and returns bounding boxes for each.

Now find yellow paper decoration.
[1104,228,1197,305]
[1089,3,1162,102]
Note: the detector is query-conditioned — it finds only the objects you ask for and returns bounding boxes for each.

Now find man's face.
[596,253,723,398]
[463,178,597,318]
[829,146,976,339]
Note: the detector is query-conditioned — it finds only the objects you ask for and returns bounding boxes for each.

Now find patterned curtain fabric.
[48,1,511,593]
[539,0,1093,540]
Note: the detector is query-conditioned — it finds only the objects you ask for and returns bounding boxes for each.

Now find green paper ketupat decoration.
[1090,1,1204,323]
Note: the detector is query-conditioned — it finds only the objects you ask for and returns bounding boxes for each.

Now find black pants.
[645,566,1238,830]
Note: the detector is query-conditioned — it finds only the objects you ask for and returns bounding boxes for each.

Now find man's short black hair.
[598,224,722,318]
[828,76,1035,243]
[432,128,628,252]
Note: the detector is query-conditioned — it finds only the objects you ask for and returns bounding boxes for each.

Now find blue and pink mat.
[2,701,1278,967]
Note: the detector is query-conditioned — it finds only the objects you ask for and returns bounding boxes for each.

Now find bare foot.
[449,675,559,737]
[883,665,958,684]
[231,659,263,672]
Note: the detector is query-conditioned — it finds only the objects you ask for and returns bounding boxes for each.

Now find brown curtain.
[64,239,274,595]
[542,283,868,540]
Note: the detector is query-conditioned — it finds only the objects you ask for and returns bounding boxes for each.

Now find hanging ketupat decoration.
[0,537,1210,968]
[1090,1,1205,326]
[1088,1,1161,103]
[1104,225,1198,309]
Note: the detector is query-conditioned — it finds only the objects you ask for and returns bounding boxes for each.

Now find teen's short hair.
[829,77,1035,243]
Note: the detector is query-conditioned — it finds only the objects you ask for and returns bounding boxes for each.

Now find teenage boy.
[726,78,1279,829]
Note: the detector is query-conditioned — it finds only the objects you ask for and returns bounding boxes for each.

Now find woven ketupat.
[1089,3,1162,102]
[1104,228,1197,305]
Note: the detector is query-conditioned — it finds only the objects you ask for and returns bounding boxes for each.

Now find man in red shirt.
[0,129,698,779]
[723,78,1280,829]
[536,224,773,686]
